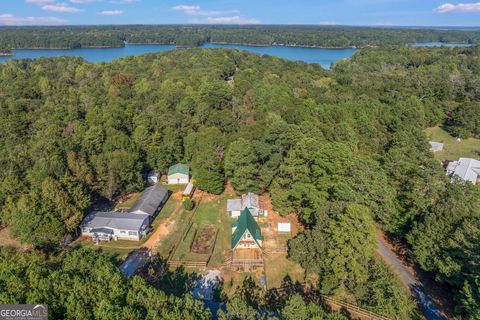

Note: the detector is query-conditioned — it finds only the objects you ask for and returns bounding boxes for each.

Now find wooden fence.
[319,294,391,320]
[272,284,391,320]
[225,257,265,268]
[167,192,204,261]
[167,259,207,269]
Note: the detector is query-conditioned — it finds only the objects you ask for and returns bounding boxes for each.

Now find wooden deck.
[226,249,264,268]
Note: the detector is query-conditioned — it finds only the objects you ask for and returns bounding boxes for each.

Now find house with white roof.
[446,158,480,185]
[80,212,150,241]
[429,141,444,153]
[227,192,267,218]
[80,184,169,242]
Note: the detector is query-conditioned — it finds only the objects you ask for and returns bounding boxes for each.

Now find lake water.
[0,43,357,69]
[202,43,357,68]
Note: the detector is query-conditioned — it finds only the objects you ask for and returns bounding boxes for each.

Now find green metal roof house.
[167,163,190,184]
[231,208,263,249]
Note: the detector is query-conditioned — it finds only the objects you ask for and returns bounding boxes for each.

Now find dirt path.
[0,227,30,250]
[376,232,450,320]
[143,202,182,251]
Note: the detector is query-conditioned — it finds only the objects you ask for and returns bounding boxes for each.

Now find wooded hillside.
[0,25,480,49]
[0,46,479,318]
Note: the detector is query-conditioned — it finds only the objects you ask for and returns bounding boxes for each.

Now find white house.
[167,163,190,185]
[429,141,444,153]
[129,184,169,219]
[227,192,268,218]
[446,158,480,185]
[80,212,150,241]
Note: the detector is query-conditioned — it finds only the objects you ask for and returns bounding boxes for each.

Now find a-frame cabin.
[231,208,263,250]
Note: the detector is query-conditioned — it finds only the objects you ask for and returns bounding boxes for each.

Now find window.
[120,230,126,234]
[128,231,137,236]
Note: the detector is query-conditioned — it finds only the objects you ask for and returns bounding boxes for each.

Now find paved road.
[376,238,445,320]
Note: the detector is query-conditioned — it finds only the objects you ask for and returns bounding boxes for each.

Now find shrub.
[183,199,195,211]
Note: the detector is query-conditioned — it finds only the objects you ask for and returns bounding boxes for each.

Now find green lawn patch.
[114,192,140,211]
[264,253,305,289]
[425,126,480,161]
[156,207,190,258]
[152,197,178,228]
[73,240,135,263]
[164,184,186,193]
[161,193,235,267]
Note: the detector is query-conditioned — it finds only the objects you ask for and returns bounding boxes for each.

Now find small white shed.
[167,163,190,185]
[429,141,444,153]
[278,222,291,234]
[147,172,160,184]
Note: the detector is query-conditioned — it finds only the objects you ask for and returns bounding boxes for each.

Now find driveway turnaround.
[119,247,151,277]
[377,238,445,320]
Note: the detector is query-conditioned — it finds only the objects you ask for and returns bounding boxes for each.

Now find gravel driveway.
[377,238,445,320]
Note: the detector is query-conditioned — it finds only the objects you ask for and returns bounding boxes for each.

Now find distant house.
[227,192,267,218]
[429,141,444,153]
[80,212,150,241]
[129,184,169,219]
[278,222,291,234]
[147,172,160,184]
[168,163,190,185]
[231,208,263,250]
[446,158,480,185]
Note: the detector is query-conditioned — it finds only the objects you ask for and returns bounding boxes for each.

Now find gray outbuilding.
[129,184,169,218]
[227,192,268,218]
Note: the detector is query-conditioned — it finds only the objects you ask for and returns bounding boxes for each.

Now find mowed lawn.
[168,193,235,266]
[426,126,480,161]
[264,253,305,289]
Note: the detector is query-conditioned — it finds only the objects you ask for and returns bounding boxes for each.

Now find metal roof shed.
[129,184,169,216]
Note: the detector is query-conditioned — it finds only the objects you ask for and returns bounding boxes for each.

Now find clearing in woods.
[156,184,304,291]
[0,227,30,250]
[425,126,480,161]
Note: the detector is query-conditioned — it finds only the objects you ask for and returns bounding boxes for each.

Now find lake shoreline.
[0,50,12,56]
[3,41,475,52]
[209,41,358,49]
[7,42,359,51]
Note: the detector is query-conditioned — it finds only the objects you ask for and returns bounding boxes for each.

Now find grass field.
[426,126,480,161]
[167,193,235,266]
[264,253,305,289]
[153,188,304,291]
[77,241,135,263]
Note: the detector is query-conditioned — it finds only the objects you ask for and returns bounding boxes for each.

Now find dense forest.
[0,247,350,319]
[1,25,480,49]
[0,45,479,318]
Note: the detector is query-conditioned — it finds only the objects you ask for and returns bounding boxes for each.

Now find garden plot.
[191,225,217,254]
